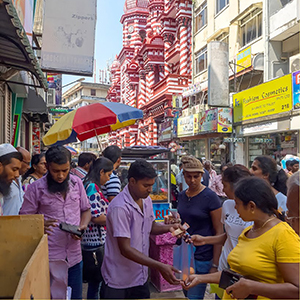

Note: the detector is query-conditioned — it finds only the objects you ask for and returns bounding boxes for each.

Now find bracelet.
[212,264,218,268]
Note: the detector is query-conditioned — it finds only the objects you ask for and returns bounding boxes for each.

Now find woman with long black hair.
[82,157,114,299]
[251,156,288,213]
[22,153,47,191]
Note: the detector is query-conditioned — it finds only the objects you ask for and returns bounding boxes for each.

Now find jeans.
[68,261,83,299]
[184,259,212,300]
[87,281,101,300]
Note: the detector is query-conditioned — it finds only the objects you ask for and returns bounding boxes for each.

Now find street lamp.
[62,77,85,89]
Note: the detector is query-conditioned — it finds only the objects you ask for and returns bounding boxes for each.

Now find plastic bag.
[173,241,195,281]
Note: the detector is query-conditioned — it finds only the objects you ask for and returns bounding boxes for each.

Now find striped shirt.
[101,171,121,199]
[70,167,87,181]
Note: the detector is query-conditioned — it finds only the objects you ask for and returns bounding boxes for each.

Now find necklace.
[251,216,276,232]
[186,186,204,201]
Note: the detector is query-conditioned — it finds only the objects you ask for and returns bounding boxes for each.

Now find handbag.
[82,245,104,283]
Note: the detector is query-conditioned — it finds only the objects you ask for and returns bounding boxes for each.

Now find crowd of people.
[0,142,299,300]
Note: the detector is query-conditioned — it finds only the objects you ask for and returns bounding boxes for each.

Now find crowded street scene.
[0,0,300,300]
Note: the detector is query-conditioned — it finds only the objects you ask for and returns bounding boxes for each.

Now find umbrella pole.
[94,129,102,153]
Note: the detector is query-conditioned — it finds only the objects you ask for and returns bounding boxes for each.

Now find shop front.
[233,73,300,167]
[177,107,233,170]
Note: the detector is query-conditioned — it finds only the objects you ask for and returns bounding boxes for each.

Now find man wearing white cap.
[0,144,23,215]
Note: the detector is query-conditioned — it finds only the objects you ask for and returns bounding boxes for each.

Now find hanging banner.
[292,70,300,110]
[32,123,41,154]
[41,0,97,75]
[47,73,62,105]
[236,46,251,73]
[233,74,292,122]
[217,108,232,133]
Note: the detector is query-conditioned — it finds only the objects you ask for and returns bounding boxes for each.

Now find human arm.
[191,232,227,246]
[225,263,299,299]
[105,176,121,203]
[117,237,180,285]
[151,221,179,235]
[181,271,222,290]
[210,207,223,272]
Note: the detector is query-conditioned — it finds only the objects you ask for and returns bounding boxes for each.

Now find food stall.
[119,146,180,292]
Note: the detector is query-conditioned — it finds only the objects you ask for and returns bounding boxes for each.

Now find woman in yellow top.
[182,177,300,299]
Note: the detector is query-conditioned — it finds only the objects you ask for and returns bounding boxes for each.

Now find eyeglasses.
[286,211,300,221]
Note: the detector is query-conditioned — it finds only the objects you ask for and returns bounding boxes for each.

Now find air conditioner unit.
[289,53,300,73]
[47,88,56,106]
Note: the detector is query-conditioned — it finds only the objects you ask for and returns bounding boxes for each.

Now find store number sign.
[233,74,292,122]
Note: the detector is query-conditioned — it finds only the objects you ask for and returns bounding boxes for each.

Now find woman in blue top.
[82,157,113,300]
[177,156,223,300]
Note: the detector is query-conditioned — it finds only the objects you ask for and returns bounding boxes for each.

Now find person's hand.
[181,274,202,290]
[71,224,87,240]
[44,219,58,235]
[190,234,206,246]
[158,263,181,285]
[164,213,181,224]
[225,278,253,299]
[169,224,188,239]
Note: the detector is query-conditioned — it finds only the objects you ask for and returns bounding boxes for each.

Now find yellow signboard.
[236,46,251,73]
[233,74,292,123]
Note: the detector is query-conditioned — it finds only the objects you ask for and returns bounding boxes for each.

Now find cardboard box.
[0,215,50,299]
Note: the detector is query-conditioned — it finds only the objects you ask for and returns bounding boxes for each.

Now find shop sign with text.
[158,120,172,142]
[217,108,232,133]
[233,74,292,122]
[199,109,218,132]
[178,115,194,137]
[292,70,300,110]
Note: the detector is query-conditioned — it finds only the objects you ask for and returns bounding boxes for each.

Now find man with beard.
[2,147,31,215]
[0,144,23,215]
[20,146,91,299]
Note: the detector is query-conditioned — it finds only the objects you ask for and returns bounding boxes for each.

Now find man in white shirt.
[3,147,30,215]
[0,144,22,215]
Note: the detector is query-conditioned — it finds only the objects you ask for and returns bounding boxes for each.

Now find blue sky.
[62,0,124,91]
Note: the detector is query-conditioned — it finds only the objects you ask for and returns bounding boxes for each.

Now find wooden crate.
[0,215,50,299]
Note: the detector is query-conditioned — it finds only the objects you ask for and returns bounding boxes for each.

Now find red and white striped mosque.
[107,0,192,147]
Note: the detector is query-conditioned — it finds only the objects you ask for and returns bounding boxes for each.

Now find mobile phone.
[59,222,84,237]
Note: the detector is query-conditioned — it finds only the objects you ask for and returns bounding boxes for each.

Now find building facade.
[180,0,300,169]
[107,0,193,148]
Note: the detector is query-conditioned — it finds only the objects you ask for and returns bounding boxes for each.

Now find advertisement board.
[177,115,194,137]
[41,0,97,75]
[172,94,182,109]
[199,109,218,132]
[217,108,232,133]
[158,120,172,142]
[236,46,251,73]
[47,73,62,105]
[233,74,292,122]
[152,203,170,222]
[49,107,72,122]
[292,70,300,110]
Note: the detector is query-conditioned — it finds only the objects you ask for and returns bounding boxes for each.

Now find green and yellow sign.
[233,74,292,123]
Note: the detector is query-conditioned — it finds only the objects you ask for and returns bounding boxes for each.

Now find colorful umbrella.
[43,102,143,146]
[64,145,78,155]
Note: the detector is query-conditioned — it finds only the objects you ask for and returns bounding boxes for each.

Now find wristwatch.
[212,264,219,268]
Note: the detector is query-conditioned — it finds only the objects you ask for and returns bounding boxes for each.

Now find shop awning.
[0,0,47,90]
[23,88,49,122]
